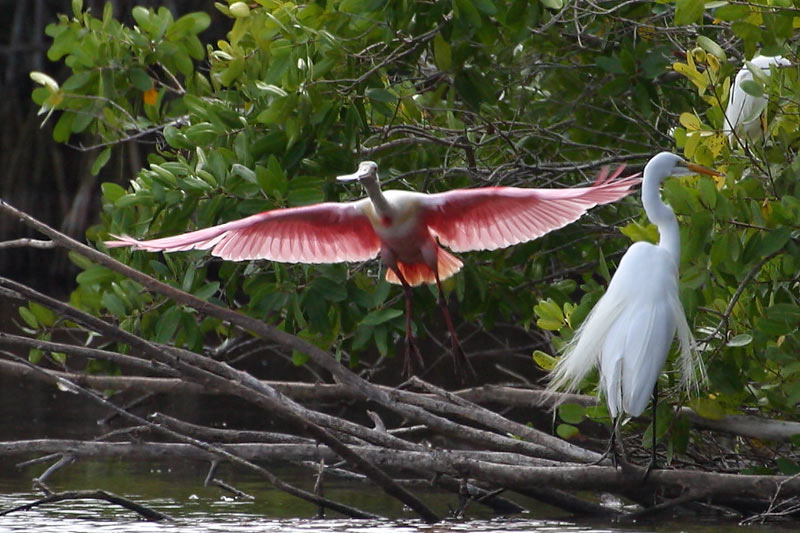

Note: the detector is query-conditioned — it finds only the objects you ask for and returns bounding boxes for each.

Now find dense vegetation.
[4,0,800,521]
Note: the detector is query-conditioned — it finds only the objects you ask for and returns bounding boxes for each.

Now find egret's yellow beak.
[686,161,723,177]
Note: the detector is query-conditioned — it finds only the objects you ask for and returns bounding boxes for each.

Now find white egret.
[545,152,716,469]
[724,55,790,146]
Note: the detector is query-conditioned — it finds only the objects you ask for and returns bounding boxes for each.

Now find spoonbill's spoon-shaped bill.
[724,55,791,146]
[106,161,642,379]
[545,152,718,467]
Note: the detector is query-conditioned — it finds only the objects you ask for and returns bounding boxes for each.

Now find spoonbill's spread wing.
[422,167,641,253]
[105,200,382,263]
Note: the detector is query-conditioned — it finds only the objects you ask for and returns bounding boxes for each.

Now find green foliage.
[524,2,800,465]
[30,2,800,464]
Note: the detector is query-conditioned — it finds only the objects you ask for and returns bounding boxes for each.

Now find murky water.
[0,458,792,533]
[0,302,796,533]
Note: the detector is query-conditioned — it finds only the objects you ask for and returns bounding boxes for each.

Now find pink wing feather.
[422,166,641,253]
[105,200,381,263]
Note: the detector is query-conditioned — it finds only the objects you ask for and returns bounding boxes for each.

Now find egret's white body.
[107,161,641,378]
[724,55,790,146]
[546,152,710,418]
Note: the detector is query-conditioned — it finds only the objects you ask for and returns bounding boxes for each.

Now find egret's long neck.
[642,175,680,265]
[361,179,393,216]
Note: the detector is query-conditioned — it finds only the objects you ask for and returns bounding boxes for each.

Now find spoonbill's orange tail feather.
[385,248,463,286]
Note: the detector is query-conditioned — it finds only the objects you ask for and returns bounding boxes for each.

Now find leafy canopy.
[28,1,800,465]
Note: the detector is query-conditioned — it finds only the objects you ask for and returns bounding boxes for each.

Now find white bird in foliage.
[546,152,716,467]
[724,55,790,146]
[106,161,641,380]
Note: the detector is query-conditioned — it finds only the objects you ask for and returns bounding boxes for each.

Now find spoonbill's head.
[337,161,379,184]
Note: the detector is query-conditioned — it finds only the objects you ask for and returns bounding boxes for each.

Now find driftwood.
[0,489,171,521]
[1,199,800,523]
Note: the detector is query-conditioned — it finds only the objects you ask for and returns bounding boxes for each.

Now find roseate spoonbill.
[724,55,790,146]
[545,152,717,472]
[106,161,641,379]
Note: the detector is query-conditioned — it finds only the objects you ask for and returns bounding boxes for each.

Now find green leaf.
[53,112,74,143]
[310,277,348,303]
[597,246,610,283]
[129,67,152,91]
[62,71,93,92]
[101,182,126,204]
[374,325,389,356]
[596,56,624,74]
[696,35,726,62]
[532,350,556,371]
[556,423,578,439]
[433,33,452,72]
[91,147,112,176]
[777,457,800,476]
[132,6,153,34]
[76,265,116,287]
[29,349,43,365]
[674,0,704,26]
[167,12,211,39]
[18,307,39,329]
[534,298,565,331]
[361,308,403,326]
[534,298,564,322]
[714,4,749,22]
[366,88,395,103]
[102,292,127,318]
[679,112,701,131]
[163,126,191,149]
[184,122,221,145]
[154,306,182,344]
[256,157,288,197]
[454,0,483,29]
[292,349,310,366]
[620,221,659,243]
[254,81,288,97]
[193,282,220,301]
[287,176,325,206]
[689,397,726,420]
[558,403,586,424]
[739,79,763,98]
[29,303,55,327]
[231,163,257,183]
[726,334,752,347]
[584,405,610,420]
[536,318,562,331]
[756,227,790,257]
[730,21,762,42]
[339,0,385,12]
[471,0,497,15]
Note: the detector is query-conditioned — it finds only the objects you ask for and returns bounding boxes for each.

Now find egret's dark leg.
[643,382,659,482]
[433,270,475,382]
[593,416,621,467]
[392,268,425,376]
